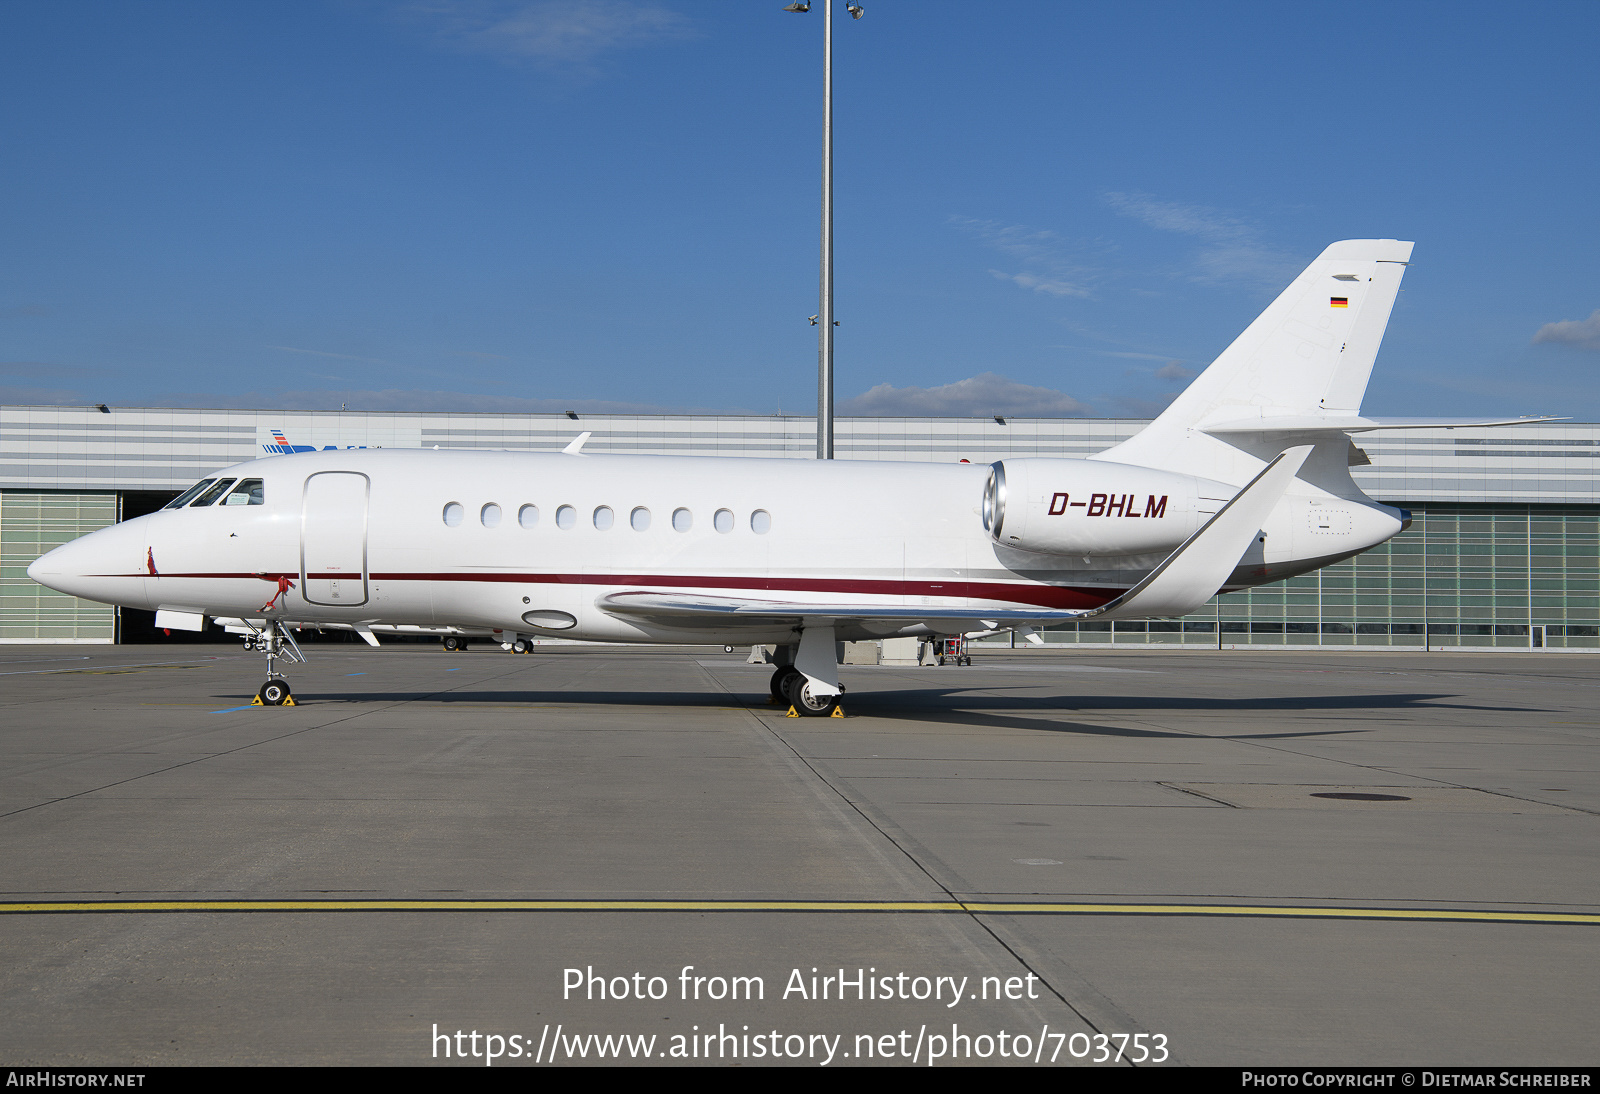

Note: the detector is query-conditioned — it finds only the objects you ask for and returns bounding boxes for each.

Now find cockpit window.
[223,479,265,506]
[190,478,238,506]
[164,479,217,509]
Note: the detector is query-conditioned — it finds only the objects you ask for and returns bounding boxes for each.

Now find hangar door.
[300,471,369,607]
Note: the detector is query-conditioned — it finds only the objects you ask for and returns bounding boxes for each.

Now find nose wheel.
[257,679,294,706]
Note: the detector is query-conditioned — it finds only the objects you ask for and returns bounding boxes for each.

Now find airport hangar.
[1,403,1595,652]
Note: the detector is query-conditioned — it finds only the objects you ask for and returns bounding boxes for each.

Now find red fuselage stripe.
[91,571,1120,610]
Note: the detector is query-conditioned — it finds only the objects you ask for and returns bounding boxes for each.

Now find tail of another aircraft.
[1096,239,1413,492]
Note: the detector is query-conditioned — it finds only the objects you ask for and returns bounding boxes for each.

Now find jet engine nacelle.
[982,458,1233,557]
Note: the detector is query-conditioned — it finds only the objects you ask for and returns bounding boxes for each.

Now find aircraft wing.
[594,590,1090,632]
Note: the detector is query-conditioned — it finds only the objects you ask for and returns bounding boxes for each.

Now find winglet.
[354,624,380,648]
[1085,445,1315,620]
[562,431,593,455]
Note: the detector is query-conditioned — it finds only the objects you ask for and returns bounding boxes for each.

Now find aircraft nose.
[26,521,150,606]
[27,540,76,586]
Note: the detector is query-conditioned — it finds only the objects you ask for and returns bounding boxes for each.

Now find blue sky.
[1,1,1596,419]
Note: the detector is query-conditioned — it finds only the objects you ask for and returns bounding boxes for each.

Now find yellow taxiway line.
[1,900,1596,925]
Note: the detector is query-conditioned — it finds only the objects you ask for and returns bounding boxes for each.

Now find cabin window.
[481,503,502,528]
[593,506,614,530]
[630,507,651,531]
[556,505,576,529]
[518,504,539,529]
[164,479,217,509]
[672,507,692,532]
[223,479,264,505]
[190,478,237,506]
[750,510,771,534]
[443,502,464,527]
[714,508,734,534]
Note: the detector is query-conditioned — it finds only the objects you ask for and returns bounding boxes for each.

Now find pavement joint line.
[704,666,1172,1048]
[0,656,240,676]
[0,658,550,821]
[0,899,1596,924]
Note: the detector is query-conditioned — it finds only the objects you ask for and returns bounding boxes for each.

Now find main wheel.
[770,665,801,704]
[790,678,840,718]
[259,679,291,706]
[442,636,461,652]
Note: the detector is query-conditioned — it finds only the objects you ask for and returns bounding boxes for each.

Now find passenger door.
[300,471,369,607]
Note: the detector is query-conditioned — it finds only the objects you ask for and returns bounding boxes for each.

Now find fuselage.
[28,448,1404,645]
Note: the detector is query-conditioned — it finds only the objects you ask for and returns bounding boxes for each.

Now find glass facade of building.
[981,503,1600,650]
[0,492,117,642]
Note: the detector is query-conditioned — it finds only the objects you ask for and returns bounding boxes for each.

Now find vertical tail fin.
[1098,239,1413,485]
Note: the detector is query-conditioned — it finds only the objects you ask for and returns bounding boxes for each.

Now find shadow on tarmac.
[208,684,1542,744]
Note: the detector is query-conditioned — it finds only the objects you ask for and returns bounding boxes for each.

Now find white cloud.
[169,388,716,414]
[0,361,112,378]
[840,372,1091,417]
[989,270,1090,299]
[1104,191,1297,288]
[1104,192,1248,242]
[269,345,393,365]
[413,0,694,68]
[0,386,724,414]
[952,217,1098,299]
[1532,310,1600,351]
[1155,361,1196,381]
[0,384,89,405]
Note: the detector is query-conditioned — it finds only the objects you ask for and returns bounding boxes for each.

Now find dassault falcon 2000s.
[29,240,1553,714]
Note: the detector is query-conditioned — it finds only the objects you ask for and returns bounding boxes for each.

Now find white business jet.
[28,240,1550,714]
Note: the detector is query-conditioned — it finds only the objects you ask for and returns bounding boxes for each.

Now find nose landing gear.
[244,621,306,706]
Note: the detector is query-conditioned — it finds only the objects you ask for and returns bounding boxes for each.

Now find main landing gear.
[769,664,843,718]
[243,621,306,706]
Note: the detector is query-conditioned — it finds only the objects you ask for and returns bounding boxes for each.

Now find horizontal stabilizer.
[1203,414,1564,435]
